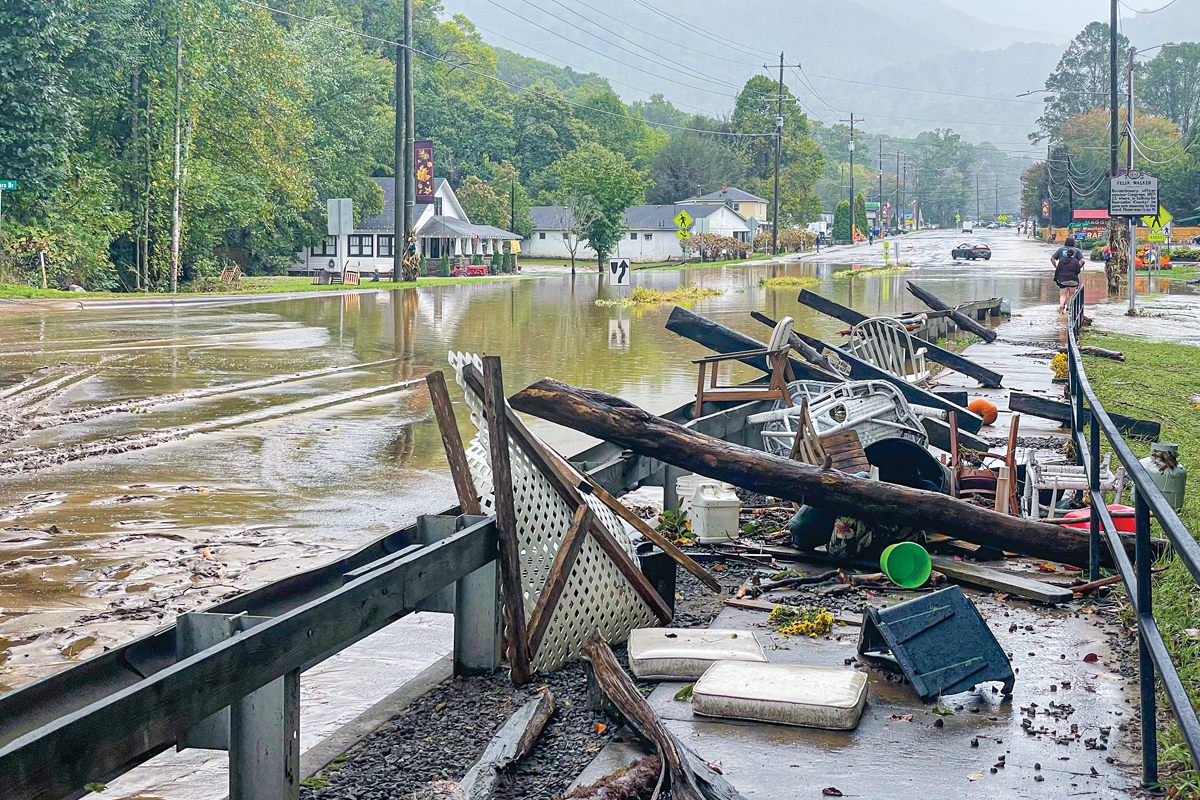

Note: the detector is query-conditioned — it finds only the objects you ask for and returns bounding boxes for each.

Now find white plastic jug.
[690,483,741,544]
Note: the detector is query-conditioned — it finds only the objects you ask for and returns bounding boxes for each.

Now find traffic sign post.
[1109,171,1160,313]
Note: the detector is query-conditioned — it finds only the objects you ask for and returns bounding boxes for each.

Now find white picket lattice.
[448,352,655,672]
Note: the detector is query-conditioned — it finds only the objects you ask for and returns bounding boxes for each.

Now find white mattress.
[693,661,869,730]
[627,628,767,680]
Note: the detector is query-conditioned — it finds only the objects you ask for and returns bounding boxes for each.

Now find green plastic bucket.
[880,542,932,588]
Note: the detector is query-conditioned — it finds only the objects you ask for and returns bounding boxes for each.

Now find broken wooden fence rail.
[1009,391,1160,439]
[509,377,1108,568]
[906,281,998,343]
[794,289,1003,387]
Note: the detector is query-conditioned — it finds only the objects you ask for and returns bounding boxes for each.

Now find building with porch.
[290,177,519,276]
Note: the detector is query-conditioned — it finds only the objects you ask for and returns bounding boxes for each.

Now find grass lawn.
[1081,331,1200,791]
[0,272,535,301]
[1136,261,1200,280]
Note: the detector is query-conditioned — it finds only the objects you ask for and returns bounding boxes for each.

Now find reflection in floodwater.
[0,229,1194,690]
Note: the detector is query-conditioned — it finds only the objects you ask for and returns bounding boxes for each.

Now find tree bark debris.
[562,755,663,800]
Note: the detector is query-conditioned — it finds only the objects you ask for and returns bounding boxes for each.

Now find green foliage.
[657,502,688,537]
[832,200,851,240]
[439,252,450,277]
[548,142,647,265]
[455,161,532,237]
[419,254,427,276]
[1036,22,1130,140]
[1137,43,1200,135]
[649,130,748,205]
[854,193,869,238]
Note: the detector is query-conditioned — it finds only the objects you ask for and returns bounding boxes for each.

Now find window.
[539,232,546,240]
[734,203,740,211]
[348,234,373,257]
[562,232,569,239]
[378,235,394,257]
[434,198,443,215]
[630,232,638,240]
[310,236,336,257]
[644,233,653,240]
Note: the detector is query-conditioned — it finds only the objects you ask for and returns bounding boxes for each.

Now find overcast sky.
[940,0,1130,36]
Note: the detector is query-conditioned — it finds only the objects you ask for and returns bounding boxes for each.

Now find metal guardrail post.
[454,514,502,675]
[230,667,300,800]
[1135,489,1159,787]
[1089,417,1102,582]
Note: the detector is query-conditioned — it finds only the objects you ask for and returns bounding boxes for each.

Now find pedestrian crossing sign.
[1141,206,1172,233]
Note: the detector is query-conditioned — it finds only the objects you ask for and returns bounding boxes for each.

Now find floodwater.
[1,228,1195,692]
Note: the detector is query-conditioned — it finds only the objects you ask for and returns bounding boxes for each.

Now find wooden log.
[906,281,998,343]
[464,364,673,625]
[927,555,1073,604]
[1079,345,1125,362]
[664,306,835,385]
[795,289,1003,387]
[426,371,482,516]
[459,690,556,800]
[481,357,533,684]
[562,755,663,800]
[750,311,986,433]
[1008,392,1161,439]
[509,378,1113,569]
[582,639,747,800]
[526,505,592,660]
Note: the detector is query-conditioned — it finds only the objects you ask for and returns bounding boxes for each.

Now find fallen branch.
[736,569,839,598]
[562,755,663,800]
[583,639,746,800]
[459,690,556,799]
[509,378,1118,568]
[907,281,998,343]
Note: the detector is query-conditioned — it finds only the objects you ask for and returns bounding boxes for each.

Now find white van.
[962,220,974,233]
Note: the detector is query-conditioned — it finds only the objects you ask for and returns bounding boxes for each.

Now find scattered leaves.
[593,722,607,735]
[674,683,695,701]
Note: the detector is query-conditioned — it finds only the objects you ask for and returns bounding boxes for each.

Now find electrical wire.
[236,0,777,137]
[1121,0,1179,14]
[802,72,1043,105]
[1133,137,1197,164]
[625,0,774,59]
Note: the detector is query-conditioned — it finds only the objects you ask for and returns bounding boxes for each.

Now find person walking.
[1051,236,1084,313]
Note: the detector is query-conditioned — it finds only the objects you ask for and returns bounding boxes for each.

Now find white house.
[291,177,520,276]
[681,186,768,225]
[523,200,753,263]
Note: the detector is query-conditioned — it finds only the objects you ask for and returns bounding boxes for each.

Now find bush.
[832,200,851,241]
[1091,246,1105,261]
[682,232,749,262]
[472,253,482,266]
[419,255,427,276]
[439,253,451,277]
[1170,246,1200,261]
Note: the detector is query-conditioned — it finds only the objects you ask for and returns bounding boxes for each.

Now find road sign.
[1109,171,1159,217]
[866,201,880,210]
[1141,206,1172,232]
[1148,232,1166,243]
[0,180,17,191]
[955,213,960,222]
[608,259,630,286]
[673,208,693,230]
[327,198,353,237]
[676,229,690,240]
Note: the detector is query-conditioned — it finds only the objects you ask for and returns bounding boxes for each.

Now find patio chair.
[847,317,931,385]
[1024,450,1127,520]
[692,316,796,418]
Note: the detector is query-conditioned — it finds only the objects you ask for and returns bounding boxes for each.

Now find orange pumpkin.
[967,398,998,425]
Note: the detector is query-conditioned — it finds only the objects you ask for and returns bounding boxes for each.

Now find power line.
[1121,0,1179,13]
[626,0,774,59]
[803,72,1043,105]
[237,0,776,138]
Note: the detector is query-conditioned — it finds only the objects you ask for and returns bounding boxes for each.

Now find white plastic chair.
[1023,450,1128,519]
[847,317,931,385]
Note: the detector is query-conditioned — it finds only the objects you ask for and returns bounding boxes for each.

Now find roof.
[527,202,746,232]
[416,215,518,240]
[530,206,572,230]
[357,177,449,232]
[681,186,766,204]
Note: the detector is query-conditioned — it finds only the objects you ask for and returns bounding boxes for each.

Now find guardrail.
[1067,288,1200,788]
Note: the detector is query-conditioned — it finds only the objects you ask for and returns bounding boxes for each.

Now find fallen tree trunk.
[582,639,745,800]
[1009,392,1160,439]
[562,755,662,800]
[510,378,1115,568]
[796,289,1003,387]
[906,281,998,343]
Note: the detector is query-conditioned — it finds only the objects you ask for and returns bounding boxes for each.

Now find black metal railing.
[1067,288,1200,788]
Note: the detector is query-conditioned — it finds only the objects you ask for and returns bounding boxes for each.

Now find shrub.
[832,200,851,241]
[419,255,427,276]
[439,253,451,277]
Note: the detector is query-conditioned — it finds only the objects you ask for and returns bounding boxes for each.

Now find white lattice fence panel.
[448,352,654,672]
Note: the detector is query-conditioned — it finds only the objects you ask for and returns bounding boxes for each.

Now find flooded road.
[0,227,1193,690]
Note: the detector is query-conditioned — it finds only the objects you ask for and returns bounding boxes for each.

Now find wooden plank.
[748,311,844,378]
[464,364,673,625]
[1009,392,1161,439]
[426,371,482,516]
[796,290,1003,388]
[906,282,998,343]
[664,306,836,383]
[460,690,556,799]
[934,390,969,408]
[928,555,1073,604]
[481,356,533,684]
[925,534,1003,561]
[921,416,990,455]
[526,506,592,659]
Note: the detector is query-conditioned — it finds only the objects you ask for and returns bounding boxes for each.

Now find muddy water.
[0,229,1189,691]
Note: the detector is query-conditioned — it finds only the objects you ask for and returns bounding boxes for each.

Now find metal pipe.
[1135,489,1157,786]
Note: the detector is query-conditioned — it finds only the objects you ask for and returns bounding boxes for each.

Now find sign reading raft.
[1109,171,1159,217]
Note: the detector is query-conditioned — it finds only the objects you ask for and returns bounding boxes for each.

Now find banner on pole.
[414,140,434,202]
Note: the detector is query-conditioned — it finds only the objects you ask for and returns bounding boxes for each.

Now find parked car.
[951,243,992,260]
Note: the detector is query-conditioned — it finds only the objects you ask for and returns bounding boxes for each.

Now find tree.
[456,161,532,237]
[1137,43,1200,135]
[647,130,747,205]
[549,142,647,270]
[512,79,587,181]
[554,189,602,274]
[570,84,666,171]
[832,200,851,241]
[853,193,869,240]
[1035,22,1130,141]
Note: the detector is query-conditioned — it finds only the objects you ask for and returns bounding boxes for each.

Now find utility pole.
[169,17,182,294]
[1110,0,1120,178]
[900,154,906,230]
[510,179,515,233]
[877,138,884,235]
[975,172,980,221]
[1127,45,1137,312]
[840,114,859,237]
[894,150,900,231]
[1046,142,1053,228]
[995,176,999,219]
[403,0,415,277]
[394,31,405,280]
[761,54,800,255]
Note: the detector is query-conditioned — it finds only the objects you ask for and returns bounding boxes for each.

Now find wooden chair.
[847,317,931,385]
[693,316,796,418]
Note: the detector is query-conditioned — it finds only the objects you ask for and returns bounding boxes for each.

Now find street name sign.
[0,180,17,191]
[1109,171,1158,217]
